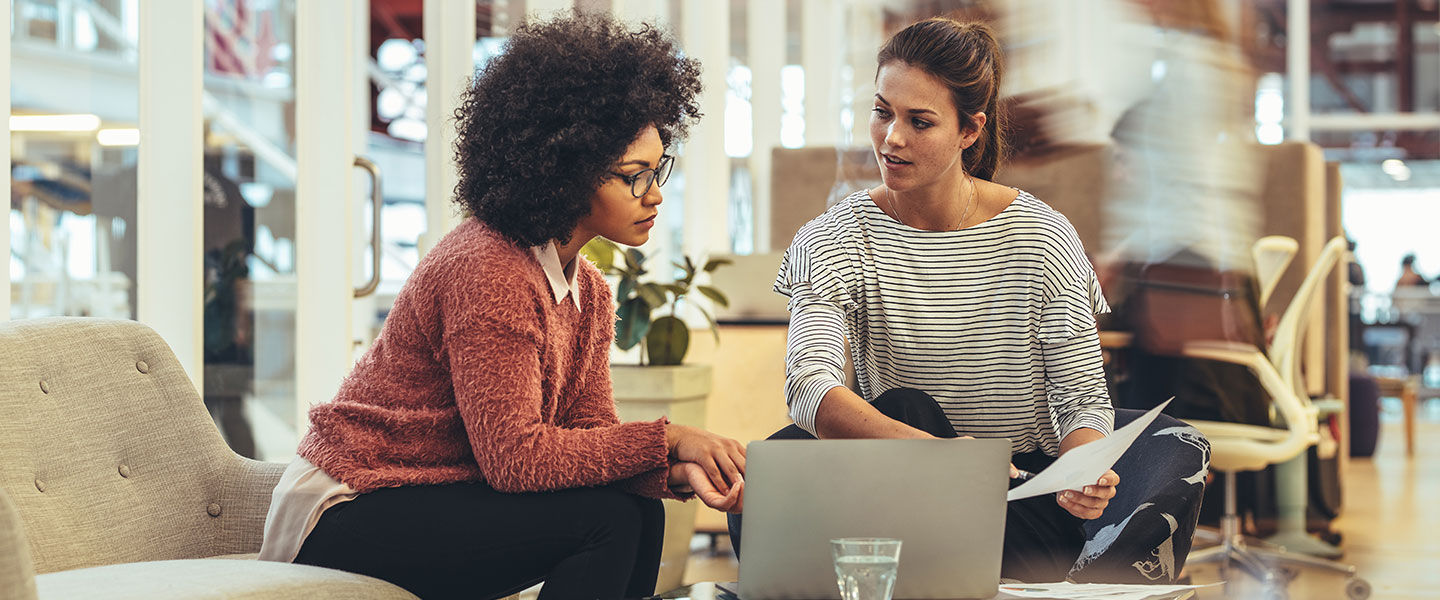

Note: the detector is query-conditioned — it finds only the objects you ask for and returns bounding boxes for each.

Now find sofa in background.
[0,317,416,599]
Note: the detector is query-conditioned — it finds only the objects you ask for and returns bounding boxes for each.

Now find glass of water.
[831,538,902,600]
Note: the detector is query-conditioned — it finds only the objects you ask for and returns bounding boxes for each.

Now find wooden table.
[1374,375,1420,457]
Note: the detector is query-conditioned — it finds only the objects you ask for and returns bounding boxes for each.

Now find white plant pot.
[611,363,712,593]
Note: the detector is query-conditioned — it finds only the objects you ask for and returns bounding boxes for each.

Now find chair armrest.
[0,489,38,600]
[1180,340,1314,471]
[213,457,289,556]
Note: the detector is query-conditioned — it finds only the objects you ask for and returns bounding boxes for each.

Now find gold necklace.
[883,173,977,231]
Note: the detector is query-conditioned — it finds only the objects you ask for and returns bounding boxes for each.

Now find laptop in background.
[738,438,1010,599]
[708,252,789,324]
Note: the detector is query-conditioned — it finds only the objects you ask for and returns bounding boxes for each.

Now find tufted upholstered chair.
[0,318,417,599]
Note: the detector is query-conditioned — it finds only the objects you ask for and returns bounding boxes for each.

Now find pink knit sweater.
[299,219,679,499]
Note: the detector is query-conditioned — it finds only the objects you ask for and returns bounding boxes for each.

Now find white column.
[296,0,356,430]
[137,0,203,389]
[681,0,730,257]
[423,1,476,255]
[802,0,842,146]
[0,1,10,321]
[1286,0,1309,141]
[526,0,575,21]
[749,0,785,253]
[846,0,883,147]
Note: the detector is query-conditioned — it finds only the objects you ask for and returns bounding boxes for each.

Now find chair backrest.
[0,318,283,574]
[1271,237,1350,400]
[1183,237,1347,472]
[1253,236,1299,311]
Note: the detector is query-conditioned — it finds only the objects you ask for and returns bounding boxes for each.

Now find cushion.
[36,559,418,600]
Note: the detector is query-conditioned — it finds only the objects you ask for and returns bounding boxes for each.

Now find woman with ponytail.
[734,18,1210,584]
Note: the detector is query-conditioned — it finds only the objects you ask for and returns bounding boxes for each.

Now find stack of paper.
[996,581,1219,599]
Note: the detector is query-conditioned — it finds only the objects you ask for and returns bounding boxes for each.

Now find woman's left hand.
[1056,469,1118,520]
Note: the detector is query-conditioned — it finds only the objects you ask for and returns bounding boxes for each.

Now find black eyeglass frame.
[610,154,675,198]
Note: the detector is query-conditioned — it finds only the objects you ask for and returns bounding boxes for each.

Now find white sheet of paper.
[1006,399,1173,502]
[996,581,1218,599]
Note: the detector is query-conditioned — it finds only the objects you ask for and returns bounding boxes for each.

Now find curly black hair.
[452,11,703,247]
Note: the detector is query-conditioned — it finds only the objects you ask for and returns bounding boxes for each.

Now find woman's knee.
[873,388,955,437]
[566,488,649,544]
[1116,410,1208,444]
[1148,414,1209,450]
[874,387,938,410]
[633,495,665,538]
[767,424,817,440]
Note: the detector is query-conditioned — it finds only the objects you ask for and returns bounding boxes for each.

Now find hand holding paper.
[1007,399,1173,502]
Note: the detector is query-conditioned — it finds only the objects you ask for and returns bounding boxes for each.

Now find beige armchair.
[0,317,416,599]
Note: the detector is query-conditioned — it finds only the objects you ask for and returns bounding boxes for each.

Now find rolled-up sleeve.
[776,234,854,436]
[784,298,849,435]
[1040,269,1115,441]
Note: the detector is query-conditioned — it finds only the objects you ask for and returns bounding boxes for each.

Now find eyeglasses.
[610,155,675,198]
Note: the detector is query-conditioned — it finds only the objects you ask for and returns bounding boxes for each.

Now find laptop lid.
[738,438,1009,600]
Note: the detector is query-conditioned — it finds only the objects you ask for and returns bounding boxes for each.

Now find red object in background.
[205,0,277,80]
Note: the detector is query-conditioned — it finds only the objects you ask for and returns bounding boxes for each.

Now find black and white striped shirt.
[777,189,1114,456]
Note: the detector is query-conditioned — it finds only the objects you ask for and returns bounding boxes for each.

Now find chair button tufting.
[136,361,150,374]
[207,503,222,517]
[118,465,131,478]
[35,479,45,493]
[39,380,49,394]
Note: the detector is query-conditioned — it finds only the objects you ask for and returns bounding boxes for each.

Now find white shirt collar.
[532,242,583,310]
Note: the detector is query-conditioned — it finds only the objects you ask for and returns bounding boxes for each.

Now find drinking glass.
[831,538,902,600]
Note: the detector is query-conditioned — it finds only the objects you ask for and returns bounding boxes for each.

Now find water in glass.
[834,554,899,600]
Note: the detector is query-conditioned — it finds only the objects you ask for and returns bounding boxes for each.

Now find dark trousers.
[295,481,665,600]
[728,388,1208,584]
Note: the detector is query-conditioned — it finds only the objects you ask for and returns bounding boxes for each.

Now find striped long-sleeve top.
[778,189,1114,456]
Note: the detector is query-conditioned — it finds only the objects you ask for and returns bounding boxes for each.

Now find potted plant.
[580,238,730,591]
[580,238,731,365]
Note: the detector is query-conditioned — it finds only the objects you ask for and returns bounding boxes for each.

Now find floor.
[680,398,1440,599]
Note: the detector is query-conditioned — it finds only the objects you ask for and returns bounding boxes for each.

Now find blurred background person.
[1074,0,1271,428]
[1395,253,1428,288]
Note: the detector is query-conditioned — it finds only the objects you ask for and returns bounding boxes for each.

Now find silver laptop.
[738,439,1009,599]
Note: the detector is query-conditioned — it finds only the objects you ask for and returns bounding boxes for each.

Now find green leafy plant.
[581,238,731,366]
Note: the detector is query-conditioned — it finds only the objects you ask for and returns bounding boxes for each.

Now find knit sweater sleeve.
[441,261,672,494]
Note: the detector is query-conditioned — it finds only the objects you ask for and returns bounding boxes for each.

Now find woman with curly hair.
[257,12,744,600]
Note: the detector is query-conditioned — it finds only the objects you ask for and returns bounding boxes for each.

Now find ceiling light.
[1381,159,1406,175]
[96,128,141,146]
[11,114,102,132]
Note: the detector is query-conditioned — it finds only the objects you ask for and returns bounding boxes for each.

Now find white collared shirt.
[532,241,583,310]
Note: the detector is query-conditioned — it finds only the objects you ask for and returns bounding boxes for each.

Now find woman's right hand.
[666,424,746,493]
[672,461,744,513]
[956,431,1025,480]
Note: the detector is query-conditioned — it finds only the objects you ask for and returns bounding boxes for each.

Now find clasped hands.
[666,424,747,513]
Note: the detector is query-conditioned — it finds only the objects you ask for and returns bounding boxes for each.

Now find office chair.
[1253,236,1299,310]
[1254,237,1345,559]
[1182,236,1370,600]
